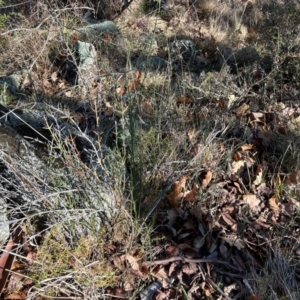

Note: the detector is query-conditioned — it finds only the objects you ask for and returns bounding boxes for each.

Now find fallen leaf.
[64,90,72,97]
[184,184,199,202]
[242,194,260,210]
[187,128,196,143]
[126,251,144,274]
[233,151,242,161]
[241,144,254,151]
[165,245,180,257]
[166,176,188,207]
[51,72,58,83]
[117,86,126,97]
[152,267,169,288]
[201,171,212,188]
[43,79,51,88]
[249,112,265,123]
[232,160,245,175]
[253,165,263,186]
[220,213,236,227]
[285,171,298,186]
[182,263,198,275]
[268,197,280,216]
[128,70,142,92]
[176,96,192,105]
[58,80,67,89]
[278,126,286,135]
[236,103,250,117]
[222,236,245,250]
[227,94,236,108]
[198,112,206,120]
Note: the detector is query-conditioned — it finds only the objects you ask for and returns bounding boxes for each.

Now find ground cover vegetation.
[0,0,299,299]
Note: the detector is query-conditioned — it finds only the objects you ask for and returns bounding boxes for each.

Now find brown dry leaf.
[5,273,24,293]
[11,262,24,271]
[168,262,178,277]
[22,74,31,87]
[201,171,212,188]
[64,90,72,97]
[285,171,298,186]
[233,151,242,161]
[26,251,35,265]
[241,144,254,151]
[242,194,260,210]
[152,267,169,288]
[58,80,67,89]
[232,160,245,175]
[253,165,263,186]
[128,70,142,92]
[233,181,244,194]
[51,72,58,83]
[176,96,192,105]
[187,128,196,143]
[112,255,126,271]
[139,101,152,116]
[278,126,286,135]
[220,213,236,227]
[198,112,206,120]
[43,79,51,88]
[268,197,280,215]
[124,281,134,292]
[166,175,187,207]
[227,94,236,108]
[222,236,245,250]
[236,103,250,117]
[250,112,265,123]
[117,86,126,97]
[184,184,199,202]
[126,252,143,273]
[182,263,198,275]
[165,245,180,257]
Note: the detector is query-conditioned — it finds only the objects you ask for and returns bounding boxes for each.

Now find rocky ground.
[0,0,300,299]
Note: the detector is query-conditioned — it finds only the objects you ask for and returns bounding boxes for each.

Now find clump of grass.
[28,227,118,297]
[252,248,300,300]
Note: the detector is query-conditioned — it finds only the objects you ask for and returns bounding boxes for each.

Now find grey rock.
[75,41,98,91]
[140,281,163,300]
[170,39,195,62]
[0,104,117,245]
[76,21,119,38]
[62,41,98,94]
[136,56,168,70]
[0,71,25,105]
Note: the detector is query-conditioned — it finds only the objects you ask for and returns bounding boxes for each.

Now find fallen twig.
[146,256,242,272]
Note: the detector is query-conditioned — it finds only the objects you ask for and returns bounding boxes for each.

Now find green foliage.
[0,13,8,29]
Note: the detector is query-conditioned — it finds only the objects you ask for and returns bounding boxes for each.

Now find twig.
[146,256,242,272]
